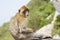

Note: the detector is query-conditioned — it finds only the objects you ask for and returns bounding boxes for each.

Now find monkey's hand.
[18,34,27,39]
[26,28,33,32]
[22,28,34,34]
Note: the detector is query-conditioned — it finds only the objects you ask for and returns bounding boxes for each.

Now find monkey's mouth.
[24,15,29,18]
[25,14,29,17]
[27,15,29,16]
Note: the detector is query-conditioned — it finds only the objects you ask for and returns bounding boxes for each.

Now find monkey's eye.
[23,10,26,14]
[19,10,20,12]
[22,9,29,14]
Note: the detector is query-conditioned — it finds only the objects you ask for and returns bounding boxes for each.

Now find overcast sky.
[0,0,30,26]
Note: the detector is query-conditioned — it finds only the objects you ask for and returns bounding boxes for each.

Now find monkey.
[9,6,33,40]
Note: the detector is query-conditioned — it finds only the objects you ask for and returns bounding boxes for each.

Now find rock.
[53,34,60,39]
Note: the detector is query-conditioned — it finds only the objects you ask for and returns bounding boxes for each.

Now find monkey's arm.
[21,27,34,34]
[18,20,34,34]
[9,18,19,37]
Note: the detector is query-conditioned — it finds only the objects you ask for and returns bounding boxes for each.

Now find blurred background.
[0,0,60,40]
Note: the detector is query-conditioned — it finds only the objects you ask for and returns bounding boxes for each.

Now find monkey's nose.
[27,14,29,16]
[27,15,29,16]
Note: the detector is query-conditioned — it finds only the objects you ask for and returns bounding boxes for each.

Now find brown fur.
[9,6,33,40]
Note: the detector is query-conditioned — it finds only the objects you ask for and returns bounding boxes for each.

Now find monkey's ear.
[18,10,20,12]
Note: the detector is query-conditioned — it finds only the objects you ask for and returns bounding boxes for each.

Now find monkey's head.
[18,6,29,17]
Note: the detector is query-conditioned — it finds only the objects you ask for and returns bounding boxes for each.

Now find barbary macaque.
[9,6,33,40]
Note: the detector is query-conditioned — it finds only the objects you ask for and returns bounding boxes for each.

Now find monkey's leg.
[11,34,19,40]
[14,37,19,40]
[21,27,34,34]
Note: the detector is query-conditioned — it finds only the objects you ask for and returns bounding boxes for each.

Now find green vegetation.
[52,15,60,36]
[0,23,14,40]
[0,0,60,40]
[27,0,55,30]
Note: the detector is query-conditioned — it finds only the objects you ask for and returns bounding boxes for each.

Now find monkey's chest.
[18,19,28,33]
[19,19,28,27]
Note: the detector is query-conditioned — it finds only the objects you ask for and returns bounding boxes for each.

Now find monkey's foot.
[18,34,27,39]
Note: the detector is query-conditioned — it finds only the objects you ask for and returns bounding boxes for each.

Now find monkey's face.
[19,9,29,18]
